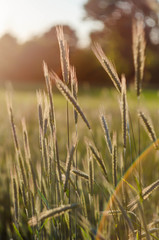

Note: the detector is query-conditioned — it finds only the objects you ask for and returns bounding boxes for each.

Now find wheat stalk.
[71,66,78,125]
[43,67,62,183]
[80,191,88,218]
[42,138,48,172]
[121,75,127,149]
[36,91,43,135]
[112,132,117,187]
[88,142,108,180]
[114,196,136,240]
[138,202,151,240]
[12,176,19,227]
[64,144,76,192]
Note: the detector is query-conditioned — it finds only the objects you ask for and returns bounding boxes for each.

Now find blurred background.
[0,0,159,88]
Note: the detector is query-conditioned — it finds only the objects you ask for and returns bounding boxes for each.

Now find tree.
[0,25,78,83]
[0,34,20,81]
[84,0,159,86]
[84,0,159,22]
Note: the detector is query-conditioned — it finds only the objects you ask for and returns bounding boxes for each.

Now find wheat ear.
[7,96,19,152]
[51,72,91,130]
[28,203,78,227]
[100,113,112,155]
[128,179,159,211]
[92,43,121,93]
[43,61,56,130]
[56,26,70,85]
[71,169,89,181]
[138,111,158,149]
[133,20,145,97]
[22,120,37,191]
[36,91,43,134]
[88,149,94,195]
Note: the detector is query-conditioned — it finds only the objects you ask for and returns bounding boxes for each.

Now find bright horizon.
[0,0,103,46]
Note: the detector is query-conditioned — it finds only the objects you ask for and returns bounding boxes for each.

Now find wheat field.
[0,23,159,239]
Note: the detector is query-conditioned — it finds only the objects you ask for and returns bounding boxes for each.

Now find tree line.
[0,0,159,87]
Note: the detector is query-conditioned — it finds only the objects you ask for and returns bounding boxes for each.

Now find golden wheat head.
[133,20,146,97]
[92,42,121,93]
[138,111,158,149]
[56,26,70,85]
[50,72,91,130]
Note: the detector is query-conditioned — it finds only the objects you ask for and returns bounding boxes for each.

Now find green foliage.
[13,223,23,240]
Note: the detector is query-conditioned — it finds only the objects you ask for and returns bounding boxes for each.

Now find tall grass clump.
[4,21,159,240]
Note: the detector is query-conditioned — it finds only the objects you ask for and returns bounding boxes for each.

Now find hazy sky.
[0,0,103,46]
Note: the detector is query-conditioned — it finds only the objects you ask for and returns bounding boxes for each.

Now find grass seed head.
[133,20,146,97]
[93,42,121,93]
[28,203,78,227]
[56,26,70,85]
[51,72,91,130]
[138,111,158,149]
[100,113,112,155]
